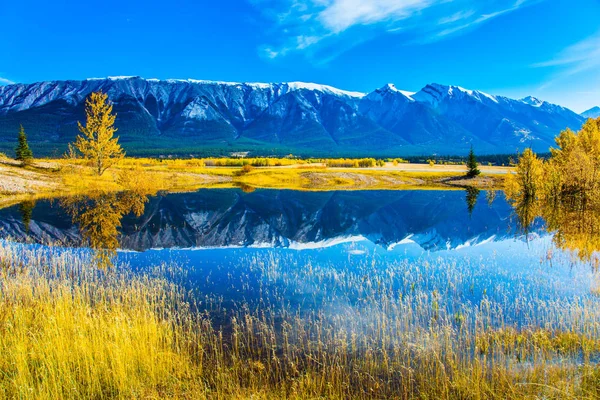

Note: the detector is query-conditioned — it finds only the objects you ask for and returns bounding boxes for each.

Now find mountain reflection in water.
[2,187,600,267]
[1,189,525,254]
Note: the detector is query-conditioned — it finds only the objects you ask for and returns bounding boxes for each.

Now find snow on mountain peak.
[107,76,139,81]
[413,83,499,105]
[521,96,545,107]
[284,82,365,98]
[84,77,366,98]
[383,83,398,91]
[373,83,415,101]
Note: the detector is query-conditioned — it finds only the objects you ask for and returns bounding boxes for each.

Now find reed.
[0,241,598,399]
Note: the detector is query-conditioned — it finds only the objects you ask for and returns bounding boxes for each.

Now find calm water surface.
[1,189,598,330]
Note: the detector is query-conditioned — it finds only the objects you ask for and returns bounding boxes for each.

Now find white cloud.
[438,10,475,25]
[253,0,541,63]
[317,0,437,33]
[296,35,323,49]
[260,46,285,59]
[0,77,14,85]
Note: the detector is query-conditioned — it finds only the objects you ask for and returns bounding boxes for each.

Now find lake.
[1,188,598,331]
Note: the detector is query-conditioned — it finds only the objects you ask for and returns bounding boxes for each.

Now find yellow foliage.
[507,118,600,262]
[550,118,600,196]
[75,91,125,176]
[60,190,148,268]
[504,148,544,201]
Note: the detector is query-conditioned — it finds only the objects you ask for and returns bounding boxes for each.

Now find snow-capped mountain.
[582,106,600,119]
[0,77,585,156]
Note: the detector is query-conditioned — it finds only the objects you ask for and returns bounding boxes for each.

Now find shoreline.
[0,157,509,208]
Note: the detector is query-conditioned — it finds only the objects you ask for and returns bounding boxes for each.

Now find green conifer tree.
[15,125,34,165]
[466,145,480,178]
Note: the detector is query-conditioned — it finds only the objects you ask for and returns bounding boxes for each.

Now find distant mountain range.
[582,106,600,120]
[0,77,587,157]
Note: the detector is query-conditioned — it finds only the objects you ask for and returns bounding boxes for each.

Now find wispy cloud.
[0,77,14,85]
[534,31,600,89]
[533,32,600,72]
[435,1,533,39]
[252,0,540,63]
[438,10,475,26]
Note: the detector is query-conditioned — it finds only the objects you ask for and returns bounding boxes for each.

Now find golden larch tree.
[76,91,124,175]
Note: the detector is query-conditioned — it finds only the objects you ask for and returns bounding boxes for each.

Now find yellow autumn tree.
[504,148,544,201]
[75,91,124,175]
[505,118,600,262]
[549,118,600,197]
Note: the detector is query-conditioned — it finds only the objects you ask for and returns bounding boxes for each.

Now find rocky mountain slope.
[0,77,585,156]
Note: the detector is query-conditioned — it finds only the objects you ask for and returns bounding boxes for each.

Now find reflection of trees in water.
[509,194,600,265]
[60,191,147,268]
[465,187,480,217]
[485,190,497,208]
[18,200,36,233]
[237,183,256,193]
[544,197,600,266]
[511,197,541,238]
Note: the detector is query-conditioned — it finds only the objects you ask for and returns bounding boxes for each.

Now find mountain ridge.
[582,106,600,120]
[0,76,586,157]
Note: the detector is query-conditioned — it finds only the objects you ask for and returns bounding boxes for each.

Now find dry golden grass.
[0,244,204,399]
[0,240,599,399]
[0,157,508,208]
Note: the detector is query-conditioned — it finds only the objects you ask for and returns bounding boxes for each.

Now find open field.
[0,157,510,207]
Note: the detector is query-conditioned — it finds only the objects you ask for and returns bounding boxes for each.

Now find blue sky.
[1,0,599,112]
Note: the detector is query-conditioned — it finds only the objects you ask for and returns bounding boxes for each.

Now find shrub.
[357,158,376,168]
[234,164,255,176]
[250,158,269,167]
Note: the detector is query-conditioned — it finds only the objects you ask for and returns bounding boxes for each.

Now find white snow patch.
[399,90,416,99]
[107,76,137,80]
[521,96,544,107]
[455,86,498,103]
[285,82,365,98]
[382,83,415,99]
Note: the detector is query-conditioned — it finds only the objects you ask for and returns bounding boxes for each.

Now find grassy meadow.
[0,155,508,208]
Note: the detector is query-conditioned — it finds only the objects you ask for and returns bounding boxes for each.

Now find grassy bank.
[0,241,598,399]
[0,156,509,207]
